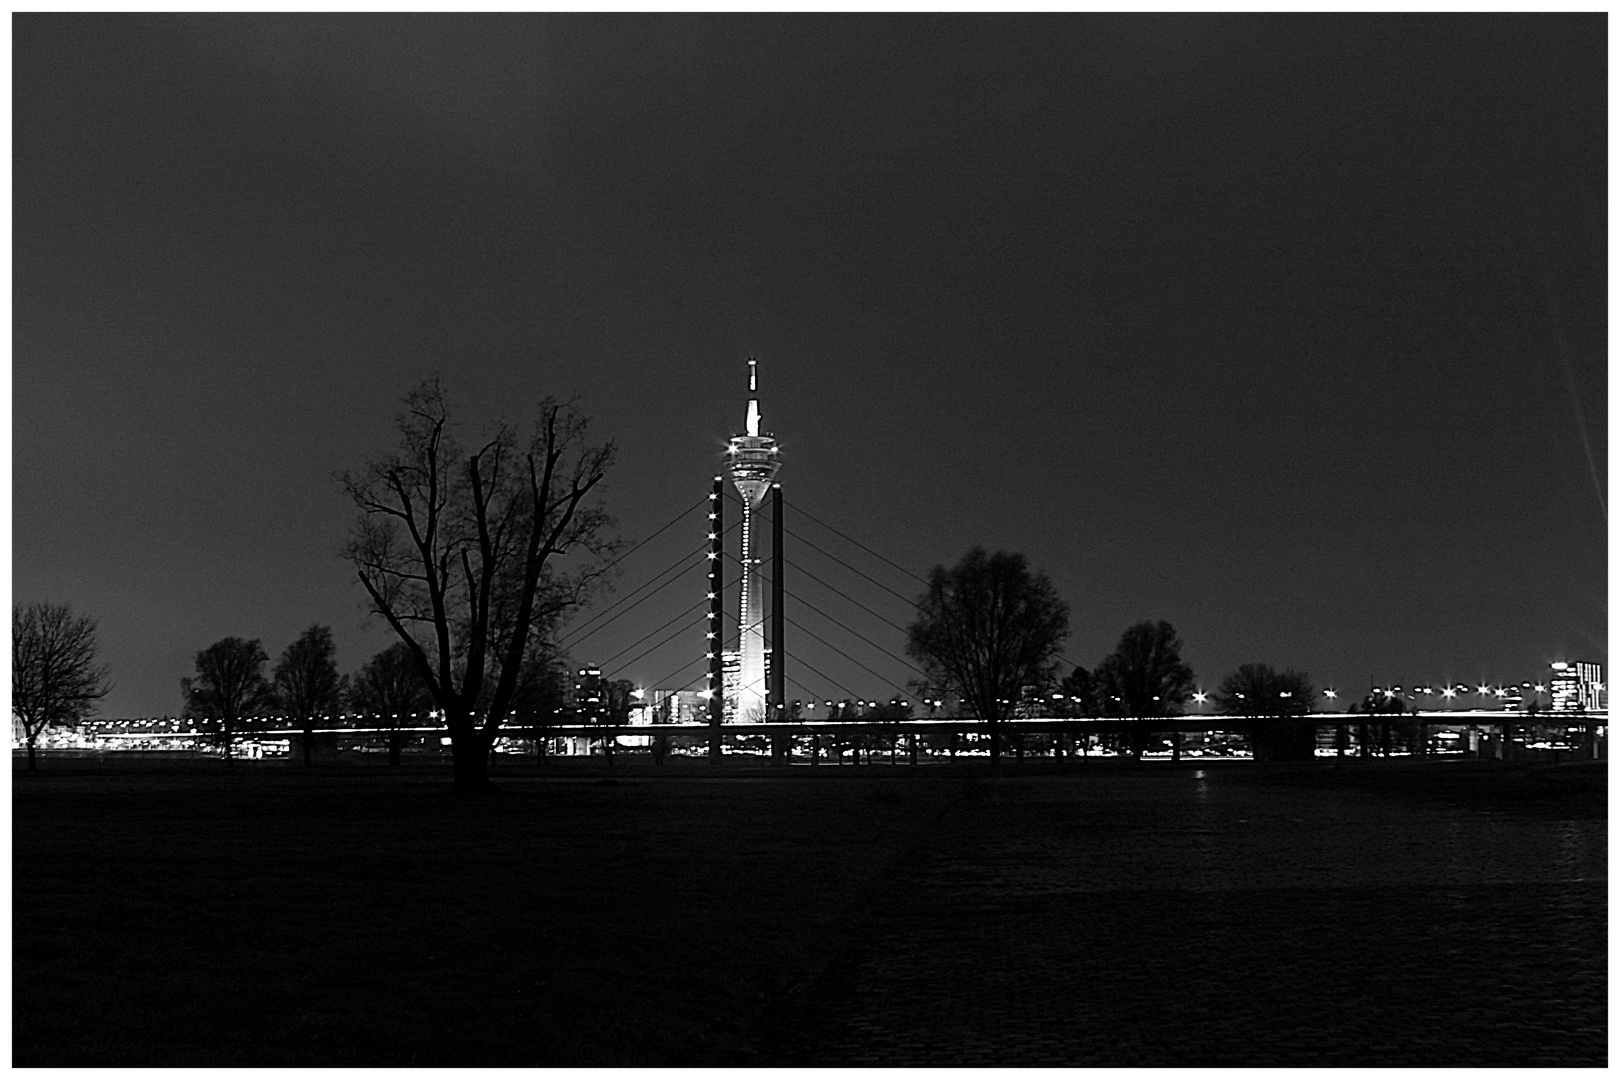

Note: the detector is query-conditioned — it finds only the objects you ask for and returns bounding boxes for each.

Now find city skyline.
[14,14,1606,718]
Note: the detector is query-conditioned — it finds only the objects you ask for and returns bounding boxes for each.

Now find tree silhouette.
[1354,690,1409,756]
[274,624,345,767]
[1059,665,1096,716]
[508,651,569,762]
[12,602,112,770]
[594,677,636,764]
[1056,665,1097,756]
[1214,663,1317,761]
[182,637,277,762]
[339,377,616,795]
[906,547,1069,766]
[350,642,433,766]
[1096,620,1196,760]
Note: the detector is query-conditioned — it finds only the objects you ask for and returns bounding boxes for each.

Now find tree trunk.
[450,726,496,796]
[302,722,314,767]
[26,735,37,771]
[388,738,402,767]
[988,723,1001,767]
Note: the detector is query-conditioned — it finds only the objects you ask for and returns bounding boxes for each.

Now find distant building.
[641,688,709,725]
[560,666,605,755]
[1549,661,1604,714]
[720,647,773,723]
[721,649,740,721]
[574,666,605,722]
[666,689,709,724]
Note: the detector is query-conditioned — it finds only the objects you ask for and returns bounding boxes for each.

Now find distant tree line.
[905,548,1326,763]
[176,627,623,767]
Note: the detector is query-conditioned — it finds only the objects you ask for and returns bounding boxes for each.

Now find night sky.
[14,14,1607,719]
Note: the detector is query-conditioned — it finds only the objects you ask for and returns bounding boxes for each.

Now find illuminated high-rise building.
[1550,661,1605,714]
[721,647,775,723]
[721,648,741,720]
[726,359,781,722]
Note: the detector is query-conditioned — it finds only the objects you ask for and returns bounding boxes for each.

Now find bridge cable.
[596,599,711,670]
[603,610,711,677]
[560,545,706,649]
[782,613,911,697]
[786,497,931,586]
[783,556,915,638]
[782,524,918,607]
[781,648,862,703]
[681,555,863,702]
[594,493,708,578]
[642,659,709,699]
[561,516,740,649]
[727,553,920,695]
[744,557,926,680]
[784,504,1092,679]
[783,587,927,678]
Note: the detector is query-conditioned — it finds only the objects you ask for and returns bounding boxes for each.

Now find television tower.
[727,358,781,722]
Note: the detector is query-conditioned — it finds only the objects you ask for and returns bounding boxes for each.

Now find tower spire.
[746,357,761,437]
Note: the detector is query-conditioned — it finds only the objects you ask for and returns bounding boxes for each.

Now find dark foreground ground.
[12,755,1606,1066]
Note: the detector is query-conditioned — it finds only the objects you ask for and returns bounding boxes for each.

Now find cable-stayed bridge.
[559,485,935,719]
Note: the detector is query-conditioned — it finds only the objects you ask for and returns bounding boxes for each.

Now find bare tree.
[476,597,571,759]
[1096,620,1196,760]
[595,677,636,765]
[510,651,569,762]
[1056,665,1097,756]
[12,602,112,770]
[274,624,345,767]
[339,377,615,795]
[349,642,433,766]
[1214,663,1318,761]
[905,547,1070,766]
[182,637,278,762]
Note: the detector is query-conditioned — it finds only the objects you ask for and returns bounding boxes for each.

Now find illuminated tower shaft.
[727,359,781,723]
[738,500,766,719]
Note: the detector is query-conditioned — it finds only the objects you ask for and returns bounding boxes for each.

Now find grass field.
[11,754,1607,1066]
